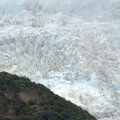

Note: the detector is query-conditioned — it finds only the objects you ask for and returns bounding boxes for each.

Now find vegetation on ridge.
[0,72,96,120]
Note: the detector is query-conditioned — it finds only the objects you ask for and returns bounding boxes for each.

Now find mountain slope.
[0,72,96,120]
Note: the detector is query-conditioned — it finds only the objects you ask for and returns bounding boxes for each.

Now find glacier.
[0,0,120,120]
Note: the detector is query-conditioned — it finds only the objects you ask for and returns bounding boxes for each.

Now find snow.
[0,0,120,120]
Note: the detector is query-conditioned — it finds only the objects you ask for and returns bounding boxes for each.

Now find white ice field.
[0,0,120,119]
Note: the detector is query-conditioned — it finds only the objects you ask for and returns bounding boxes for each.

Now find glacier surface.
[0,0,120,120]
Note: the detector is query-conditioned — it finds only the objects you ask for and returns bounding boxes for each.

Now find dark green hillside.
[0,72,96,120]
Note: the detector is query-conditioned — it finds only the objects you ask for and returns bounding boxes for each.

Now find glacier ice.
[0,0,120,120]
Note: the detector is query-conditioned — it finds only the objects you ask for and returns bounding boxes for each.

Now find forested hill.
[0,72,96,120]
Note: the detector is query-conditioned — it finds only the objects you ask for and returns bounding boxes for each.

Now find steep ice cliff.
[0,0,120,120]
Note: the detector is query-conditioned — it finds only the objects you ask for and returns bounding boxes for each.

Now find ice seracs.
[0,0,120,120]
